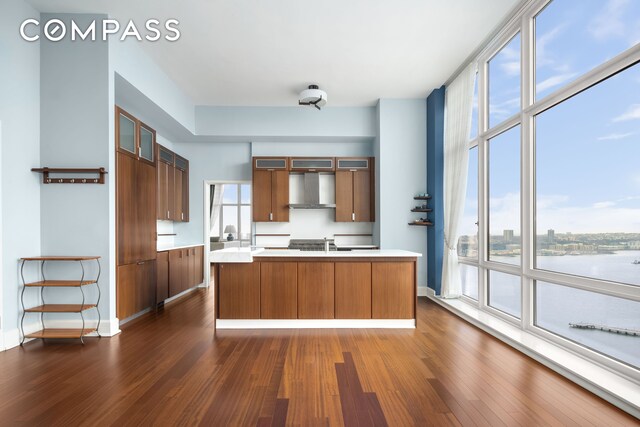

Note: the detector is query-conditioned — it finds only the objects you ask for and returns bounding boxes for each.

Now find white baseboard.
[2,317,121,351]
[217,319,416,329]
[417,286,429,297]
[426,293,640,418]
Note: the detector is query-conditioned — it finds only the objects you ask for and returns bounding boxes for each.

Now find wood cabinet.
[335,157,374,222]
[164,246,205,299]
[216,259,416,321]
[117,153,157,265]
[260,262,297,319]
[218,263,260,319]
[335,262,372,319]
[252,169,289,222]
[297,262,334,319]
[156,251,169,303]
[372,262,415,319]
[156,145,189,222]
[289,157,335,172]
[117,260,156,320]
[116,107,155,165]
[116,106,158,319]
[157,145,175,220]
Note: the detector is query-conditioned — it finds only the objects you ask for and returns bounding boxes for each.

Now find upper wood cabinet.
[254,157,289,170]
[335,157,375,222]
[156,144,189,222]
[253,167,289,222]
[289,158,335,172]
[157,145,175,220]
[116,107,155,166]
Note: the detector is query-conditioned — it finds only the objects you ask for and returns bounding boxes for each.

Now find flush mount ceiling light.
[298,85,327,110]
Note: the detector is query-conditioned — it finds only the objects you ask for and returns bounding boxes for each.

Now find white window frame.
[217,183,252,245]
[456,0,640,383]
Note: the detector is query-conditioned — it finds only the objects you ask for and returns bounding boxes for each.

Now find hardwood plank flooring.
[0,289,637,426]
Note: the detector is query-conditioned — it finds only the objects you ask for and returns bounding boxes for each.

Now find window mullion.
[520,8,534,330]
[478,59,488,310]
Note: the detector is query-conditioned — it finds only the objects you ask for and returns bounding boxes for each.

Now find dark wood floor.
[0,290,637,426]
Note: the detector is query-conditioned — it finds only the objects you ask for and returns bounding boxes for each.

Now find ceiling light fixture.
[298,85,327,110]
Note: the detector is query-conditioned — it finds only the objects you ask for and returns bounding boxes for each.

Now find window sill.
[426,291,640,418]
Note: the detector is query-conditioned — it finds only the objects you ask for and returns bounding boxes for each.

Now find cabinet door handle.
[167,210,170,219]
[181,212,184,220]
[137,261,145,265]
[269,212,273,221]
[352,212,355,221]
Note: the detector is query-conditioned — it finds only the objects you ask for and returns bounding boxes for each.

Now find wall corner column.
[426,87,445,295]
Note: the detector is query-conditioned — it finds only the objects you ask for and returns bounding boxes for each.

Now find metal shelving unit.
[20,256,102,345]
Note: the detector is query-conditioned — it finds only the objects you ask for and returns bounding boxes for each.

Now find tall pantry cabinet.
[116,107,157,320]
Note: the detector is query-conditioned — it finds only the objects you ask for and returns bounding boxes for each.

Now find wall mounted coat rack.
[31,167,108,184]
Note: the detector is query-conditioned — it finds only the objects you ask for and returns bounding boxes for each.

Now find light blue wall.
[39,13,111,332]
[0,0,41,348]
[110,40,196,133]
[196,106,376,141]
[377,99,428,288]
[170,139,374,247]
[173,142,252,244]
[251,141,373,157]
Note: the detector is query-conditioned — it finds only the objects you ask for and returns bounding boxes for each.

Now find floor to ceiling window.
[457,0,640,377]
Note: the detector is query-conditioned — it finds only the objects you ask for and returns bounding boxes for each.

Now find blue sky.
[462,0,640,236]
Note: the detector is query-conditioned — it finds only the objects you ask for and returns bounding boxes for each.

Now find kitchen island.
[210,248,421,329]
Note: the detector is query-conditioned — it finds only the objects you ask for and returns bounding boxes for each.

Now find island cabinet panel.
[219,263,261,319]
[298,262,334,319]
[335,262,372,319]
[372,262,415,319]
[260,262,297,319]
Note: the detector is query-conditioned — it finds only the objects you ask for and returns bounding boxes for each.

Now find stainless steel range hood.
[289,173,336,209]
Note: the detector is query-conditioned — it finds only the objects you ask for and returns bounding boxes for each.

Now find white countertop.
[157,243,205,252]
[210,247,421,263]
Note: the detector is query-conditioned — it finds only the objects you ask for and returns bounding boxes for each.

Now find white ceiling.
[27,0,520,107]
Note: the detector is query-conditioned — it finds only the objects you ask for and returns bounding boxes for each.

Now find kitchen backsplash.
[254,209,374,248]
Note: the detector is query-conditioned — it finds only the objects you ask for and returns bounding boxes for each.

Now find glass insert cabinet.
[116,107,155,164]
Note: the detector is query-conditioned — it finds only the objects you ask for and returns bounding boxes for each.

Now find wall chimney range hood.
[289,173,336,209]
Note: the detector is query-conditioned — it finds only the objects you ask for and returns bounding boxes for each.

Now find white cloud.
[536,25,566,68]
[612,104,640,122]
[597,132,634,141]
[537,72,578,93]
[489,97,520,120]
[484,193,640,234]
[589,0,629,41]
[500,61,520,77]
[593,201,616,208]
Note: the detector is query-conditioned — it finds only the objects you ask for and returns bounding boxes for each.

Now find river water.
[461,250,640,368]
